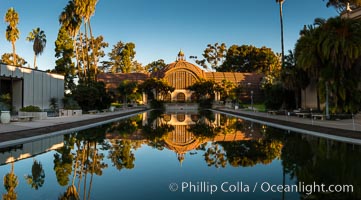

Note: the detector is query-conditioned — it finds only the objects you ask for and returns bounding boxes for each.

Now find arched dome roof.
[151,51,205,79]
[152,60,205,79]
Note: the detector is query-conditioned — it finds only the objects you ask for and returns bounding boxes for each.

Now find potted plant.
[110,102,119,112]
[19,105,47,120]
[0,103,11,124]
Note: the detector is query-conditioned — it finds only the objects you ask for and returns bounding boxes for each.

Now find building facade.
[0,64,64,111]
[98,51,264,104]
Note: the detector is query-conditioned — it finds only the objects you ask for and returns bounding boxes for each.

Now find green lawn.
[241,103,266,112]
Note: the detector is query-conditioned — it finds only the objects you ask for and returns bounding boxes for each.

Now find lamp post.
[251,90,254,111]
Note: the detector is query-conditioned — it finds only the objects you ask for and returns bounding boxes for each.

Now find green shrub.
[20,105,42,112]
[0,102,10,111]
[111,102,122,108]
[62,97,81,110]
[72,82,111,111]
[263,84,284,110]
[49,97,59,111]
[0,93,11,111]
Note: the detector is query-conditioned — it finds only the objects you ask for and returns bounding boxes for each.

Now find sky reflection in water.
[0,111,360,200]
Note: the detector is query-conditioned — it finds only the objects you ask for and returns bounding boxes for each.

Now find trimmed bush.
[20,105,42,112]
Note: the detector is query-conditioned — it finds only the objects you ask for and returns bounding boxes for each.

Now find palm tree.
[296,17,361,113]
[276,0,285,68]
[3,162,18,200]
[74,0,99,81]
[26,28,47,69]
[317,17,361,114]
[59,0,83,80]
[82,0,99,78]
[4,8,20,66]
[25,159,45,190]
[295,23,323,111]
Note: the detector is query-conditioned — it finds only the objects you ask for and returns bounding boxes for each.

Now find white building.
[0,64,64,111]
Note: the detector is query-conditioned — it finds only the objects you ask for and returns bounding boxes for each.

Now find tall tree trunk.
[73,39,82,81]
[279,1,285,69]
[87,20,98,81]
[12,41,17,66]
[79,32,87,82]
[83,20,91,83]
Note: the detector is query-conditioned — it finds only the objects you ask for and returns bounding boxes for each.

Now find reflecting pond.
[0,110,360,200]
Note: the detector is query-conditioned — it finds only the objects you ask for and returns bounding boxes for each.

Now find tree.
[4,8,20,66]
[118,80,138,106]
[108,41,136,73]
[218,79,236,102]
[108,140,135,171]
[25,160,45,190]
[26,28,46,69]
[220,45,281,74]
[74,0,99,76]
[276,0,285,68]
[2,163,18,200]
[53,134,75,186]
[59,0,82,79]
[132,61,146,73]
[145,59,167,73]
[88,35,109,80]
[54,26,76,91]
[196,43,227,70]
[204,143,227,168]
[138,78,174,101]
[295,17,361,113]
[187,79,217,100]
[72,82,111,111]
[323,0,361,12]
[280,50,309,108]
[1,53,28,67]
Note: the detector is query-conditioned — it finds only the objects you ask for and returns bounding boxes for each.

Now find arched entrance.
[177,92,185,102]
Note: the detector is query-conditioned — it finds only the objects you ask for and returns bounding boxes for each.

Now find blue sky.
[0,0,337,71]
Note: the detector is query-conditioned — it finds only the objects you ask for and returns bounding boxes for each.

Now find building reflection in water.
[0,135,64,165]
[107,111,264,164]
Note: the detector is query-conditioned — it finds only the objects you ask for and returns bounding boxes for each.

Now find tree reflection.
[219,139,283,167]
[51,110,361,200]
[2,162,18,200]
[188,121,220,139]
[108,140,135,170]
[54,134,76,186]
[281,135,361,199]
[142,111,173,151]
[204,143,227,168]
[107,114,142,137]
[58,125,109,200]
[25,159,45,190]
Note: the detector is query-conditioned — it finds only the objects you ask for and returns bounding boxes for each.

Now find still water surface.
[0,111,360,200]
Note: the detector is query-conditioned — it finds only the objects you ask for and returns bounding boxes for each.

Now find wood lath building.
[98,51,264,103]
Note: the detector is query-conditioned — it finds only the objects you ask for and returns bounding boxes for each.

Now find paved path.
[213,108,361,143]
[217,108,361,132]
[0,108,148,145]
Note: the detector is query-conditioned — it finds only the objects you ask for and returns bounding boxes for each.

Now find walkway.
[0,108,148,146]
[213,108,361,144]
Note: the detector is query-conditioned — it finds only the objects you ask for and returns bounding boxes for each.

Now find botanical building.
[98,51,263,103]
